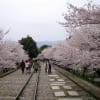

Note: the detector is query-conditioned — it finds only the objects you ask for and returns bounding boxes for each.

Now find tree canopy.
[38,0,100,74]
[39,44,51,53]
[0,41,28,69]
[19,35,38,58]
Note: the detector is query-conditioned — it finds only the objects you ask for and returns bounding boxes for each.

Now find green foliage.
[39,45,50,53]
[19,35,38,58]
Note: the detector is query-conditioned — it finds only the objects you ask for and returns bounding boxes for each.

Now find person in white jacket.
[25,60,30,74]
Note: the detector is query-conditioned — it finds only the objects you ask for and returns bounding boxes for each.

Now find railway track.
[0,69,40,100]
[15,72,40,100]
[54,65,100,100]
[0,62,99,100]
[0,69,16,78]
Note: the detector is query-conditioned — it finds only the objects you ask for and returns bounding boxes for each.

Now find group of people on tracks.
[19,58,52,75]
[20,59,41,74]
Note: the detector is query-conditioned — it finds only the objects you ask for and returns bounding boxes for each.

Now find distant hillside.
[36,41,59,47]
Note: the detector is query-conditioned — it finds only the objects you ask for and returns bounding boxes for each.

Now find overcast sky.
[0,0,99,41]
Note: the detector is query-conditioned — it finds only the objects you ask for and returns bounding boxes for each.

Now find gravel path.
[18,72,38,100]
[37,62,58,100]
[37,62,98,100]
[0,62,98,100]
[0,70,32,100]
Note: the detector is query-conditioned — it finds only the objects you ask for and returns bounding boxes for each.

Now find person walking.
[45,60,48,73]
[20,60,25,74]
[25,60,30,74]
[33,60,39,73]
[48,60,51,74]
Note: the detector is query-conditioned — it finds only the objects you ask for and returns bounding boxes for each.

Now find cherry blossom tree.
[38,0,100,79]
[0,41,28,70]
[63,0,100,71]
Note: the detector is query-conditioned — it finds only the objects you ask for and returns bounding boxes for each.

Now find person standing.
[20,60,25,74]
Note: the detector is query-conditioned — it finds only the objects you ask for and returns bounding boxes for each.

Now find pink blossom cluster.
[38,1,100,71]
[0,41,28,69]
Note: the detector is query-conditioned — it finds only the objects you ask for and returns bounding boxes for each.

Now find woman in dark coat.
[20,60,25,74]
[48,60,51,74]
